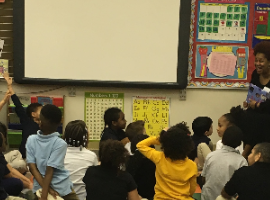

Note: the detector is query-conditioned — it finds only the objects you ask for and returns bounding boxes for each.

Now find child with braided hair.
[63,120,98,200]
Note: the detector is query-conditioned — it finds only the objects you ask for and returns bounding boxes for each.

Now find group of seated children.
[0,74,270,200]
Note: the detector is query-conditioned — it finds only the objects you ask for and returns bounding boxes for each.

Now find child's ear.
[111,121,118,127]
[255,152,261,162]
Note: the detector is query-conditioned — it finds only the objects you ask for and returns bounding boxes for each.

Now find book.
[246,84,270,103]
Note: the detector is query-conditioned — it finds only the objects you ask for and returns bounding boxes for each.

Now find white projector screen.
[13,0,191,88]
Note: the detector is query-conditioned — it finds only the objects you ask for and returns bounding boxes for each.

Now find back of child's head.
[159,122,194,161]
[192,117,213,136]
[63,120,88,149]
[104,107,122,128]
[222,125,243,148]
[222,113,235,125]
[131,134,149,154]
[40,104,62,132]
[99,139,129,170]
[254,143,270,163]
[125,120,145,141]
[26,103,42,119]
[174,121,191,135]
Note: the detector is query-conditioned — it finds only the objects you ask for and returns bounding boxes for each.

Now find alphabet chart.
[85,92,124,140]
[132,96,170,137]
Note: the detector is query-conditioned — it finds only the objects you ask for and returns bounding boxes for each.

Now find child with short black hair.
[100,107,128,145]
[4,74,42,158]
[137,122,197,200]
[201,125,248,200]
[125,120,145,155]
[63,120,98,200]
[219,143,270,200]
[189,116,213,162]
[83,140,141,200]
[26,104,78,200]
[127,134,156,200]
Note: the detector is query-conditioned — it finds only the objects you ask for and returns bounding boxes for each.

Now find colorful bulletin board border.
[195,45,249,80]
[188,0,253,89]
[132,96,170,137]
[252,3,270,48]
[196,1,250,43]
[84,92,124,141]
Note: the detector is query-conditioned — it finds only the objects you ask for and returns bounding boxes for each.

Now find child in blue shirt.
[26,104,78,200]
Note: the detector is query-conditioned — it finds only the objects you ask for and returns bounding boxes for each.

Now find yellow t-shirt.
[137,136,197,200]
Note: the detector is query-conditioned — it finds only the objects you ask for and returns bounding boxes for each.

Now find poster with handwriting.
[132,96,170,137]
[85,92,124,140]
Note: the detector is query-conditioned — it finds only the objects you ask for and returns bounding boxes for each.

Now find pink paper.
[209,52,237,76]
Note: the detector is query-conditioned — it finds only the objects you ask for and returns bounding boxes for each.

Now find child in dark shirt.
[4,74,42,158]
[100,107,129,145]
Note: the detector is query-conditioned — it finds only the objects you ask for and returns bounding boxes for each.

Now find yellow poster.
[132,96,170,137]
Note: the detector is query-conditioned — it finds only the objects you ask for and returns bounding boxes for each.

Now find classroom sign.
[195,45,249,80]
[85,92,124,140]
[197,2,249,43]
[132,96,170,137]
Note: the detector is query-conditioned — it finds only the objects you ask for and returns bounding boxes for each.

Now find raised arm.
[4,73,28,122]
[136,136,161,164]
[0,90,11,112]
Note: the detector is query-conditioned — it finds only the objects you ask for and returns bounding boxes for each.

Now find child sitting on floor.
[137,122,197,200]
[26,104,78,200]
[63,120,98,200]
[201,125,248,200]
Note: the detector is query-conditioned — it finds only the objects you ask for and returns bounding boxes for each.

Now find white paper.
[198,32,206,40]
[233,21,240,27]
[220,5,227,13]
[239,33,245,41]
[205,33,212,40]
[232,33,239,41]
[226,33,232,40]
[206,5,214,13]
[220,33,226,40]
[233,27,239,33]
[213,6,221,13]
[219,27,226,34]
[212,33,220,40]
[226,27,233,34]
[200,4,207,12]
[263,87,270,93]
[0,40,4,58]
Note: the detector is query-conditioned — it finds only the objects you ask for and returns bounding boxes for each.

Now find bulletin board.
[84,92,124,141]
[132,96,170,137]
[188,0,266,89]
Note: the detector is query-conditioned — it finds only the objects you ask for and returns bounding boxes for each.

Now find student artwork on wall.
[0,59,8,77]
[252,3,270,48]
[195,45,249,80]
[132,96,170,137]
[187,0,262,88]
[85,92,124,141]
[197,1,249,43]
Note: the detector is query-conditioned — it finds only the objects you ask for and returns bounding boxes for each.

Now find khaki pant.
[216,195,236,200]
[6,197,26,200]
[197,143,212,171]
[4,150,28,174]
[62,190,79,200]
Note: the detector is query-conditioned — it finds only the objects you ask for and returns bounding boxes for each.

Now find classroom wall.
[0,81,246,149]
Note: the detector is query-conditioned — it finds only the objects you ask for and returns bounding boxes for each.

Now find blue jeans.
[0,178,23,196]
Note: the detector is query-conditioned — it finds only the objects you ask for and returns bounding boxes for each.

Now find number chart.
[85,92,124,140]
[132,96,170,137]
[197,2,249,43]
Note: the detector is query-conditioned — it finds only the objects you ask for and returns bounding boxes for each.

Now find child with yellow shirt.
[137,122,197,200]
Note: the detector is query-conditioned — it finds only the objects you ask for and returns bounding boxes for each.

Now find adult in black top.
[83,140,140,200]
[127,134,156,200]
[221,143,270,200]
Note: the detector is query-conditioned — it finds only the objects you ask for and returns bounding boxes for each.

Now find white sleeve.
[236,141,244,154]
[216,140,223,150]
